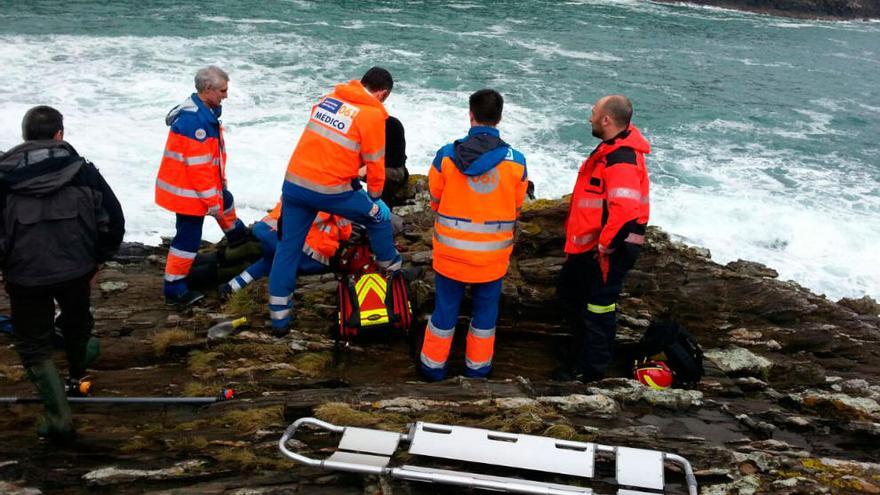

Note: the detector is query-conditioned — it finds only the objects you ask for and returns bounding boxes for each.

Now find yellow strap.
[587,303,616,314]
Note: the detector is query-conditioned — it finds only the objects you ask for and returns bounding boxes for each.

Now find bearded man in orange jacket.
[267,67,401,336]
[554,95,651,382]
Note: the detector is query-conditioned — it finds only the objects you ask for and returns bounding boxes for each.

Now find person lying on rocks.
[219,201,351,299]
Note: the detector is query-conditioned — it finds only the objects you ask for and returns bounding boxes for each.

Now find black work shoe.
[165,290,205,307]
[269,326,290,338]
[551,366,584,382]
[217,283,233,301]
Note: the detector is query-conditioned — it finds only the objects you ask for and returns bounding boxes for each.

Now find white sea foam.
[0,11,878,302]
[511,40,624,62]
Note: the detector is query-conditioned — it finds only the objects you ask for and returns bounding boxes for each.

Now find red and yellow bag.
[336,243,411,341]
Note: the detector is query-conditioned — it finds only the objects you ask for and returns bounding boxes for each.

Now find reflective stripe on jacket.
[564,125,651,255]
[429,126,528,284]
[284,80,388,199]
[155,93,226,216]
[262,202,352,266]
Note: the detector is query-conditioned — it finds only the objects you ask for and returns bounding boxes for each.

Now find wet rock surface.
[1,186,878,494]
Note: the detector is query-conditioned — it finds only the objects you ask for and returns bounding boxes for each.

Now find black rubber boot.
[165,290,205,307]
[25,360,76,442]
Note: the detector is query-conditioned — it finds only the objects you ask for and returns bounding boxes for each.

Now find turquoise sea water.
[0,0,878,299]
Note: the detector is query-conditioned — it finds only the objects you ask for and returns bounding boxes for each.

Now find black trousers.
[6,273,94,377]
[557,244,640,380]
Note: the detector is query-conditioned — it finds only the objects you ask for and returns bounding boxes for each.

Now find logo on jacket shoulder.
[468,168,500,194]
[195,128,207,140]
[313,97,358,134]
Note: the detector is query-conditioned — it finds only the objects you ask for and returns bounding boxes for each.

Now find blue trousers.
[419,273,503,381]
[164,188,247,298]
[227,221,325,291]
[267,182,400,328]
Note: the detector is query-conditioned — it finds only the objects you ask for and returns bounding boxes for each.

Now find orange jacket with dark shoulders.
[565,125,651,255]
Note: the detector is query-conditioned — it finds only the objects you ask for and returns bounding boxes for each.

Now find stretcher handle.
[278,417,345,467]
[665,453,698,495]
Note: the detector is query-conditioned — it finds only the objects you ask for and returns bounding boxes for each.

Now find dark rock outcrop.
[656,0,880,20]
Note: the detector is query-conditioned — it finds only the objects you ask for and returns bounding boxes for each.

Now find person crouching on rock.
[0,106,125,442]
[155,65,249,306]
[553,95,651,382]
[219,201,351,300]
[418,89,529,381]
[268,67,402,337]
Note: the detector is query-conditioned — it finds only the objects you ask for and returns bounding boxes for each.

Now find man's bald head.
[598,95,632,127]
[590,94,633,140]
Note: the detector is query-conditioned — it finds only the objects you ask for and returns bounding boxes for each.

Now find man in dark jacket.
[0,106,125,441]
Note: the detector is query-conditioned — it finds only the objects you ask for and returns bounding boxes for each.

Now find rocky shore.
[655,0,880,19]
[0,176,878,494]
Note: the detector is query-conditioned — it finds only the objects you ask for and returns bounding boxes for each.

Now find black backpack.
[638,321,704,388]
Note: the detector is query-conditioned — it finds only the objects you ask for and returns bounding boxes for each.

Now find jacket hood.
[451,126,510,176]
[605,125,651,154]
[333,80,389,118]
[165,93,221,126]
[0,140,84,195]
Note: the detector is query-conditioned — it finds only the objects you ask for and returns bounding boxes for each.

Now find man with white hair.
[155,65,248,305]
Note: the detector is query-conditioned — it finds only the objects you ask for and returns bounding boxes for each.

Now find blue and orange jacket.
[429,126,528,284]
[155,93,226,216]
[565,125,651,255]
[284,80,387,199]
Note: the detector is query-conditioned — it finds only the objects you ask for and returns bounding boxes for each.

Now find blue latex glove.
[371,199,391,223]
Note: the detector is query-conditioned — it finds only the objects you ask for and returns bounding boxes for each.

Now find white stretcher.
[279,417,698,495]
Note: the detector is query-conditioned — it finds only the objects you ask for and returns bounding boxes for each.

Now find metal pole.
[0,389,235,405]
[0,397,222,404]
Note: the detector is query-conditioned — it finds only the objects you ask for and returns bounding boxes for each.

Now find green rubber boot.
[65,335,100,379]
[83,336,101,370]
[25,360,76,442]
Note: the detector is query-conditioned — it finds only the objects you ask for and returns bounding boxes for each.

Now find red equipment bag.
[335,241,412,342]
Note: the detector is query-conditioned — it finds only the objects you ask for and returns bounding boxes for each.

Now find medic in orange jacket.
[268,68,401,335]
[155,68,247,305]
[419,90,528,382]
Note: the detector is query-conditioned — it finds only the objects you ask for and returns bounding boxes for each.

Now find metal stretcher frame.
[279,417,698,495]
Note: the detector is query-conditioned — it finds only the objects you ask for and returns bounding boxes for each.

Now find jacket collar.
[191,93,222,122]
[468,125,500,138]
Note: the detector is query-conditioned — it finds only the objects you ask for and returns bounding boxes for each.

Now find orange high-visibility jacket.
[155,93,226,216]
[262,202,352,265]
[564,125,651,255]
[429,126,528,284]
[284,80,387,199]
